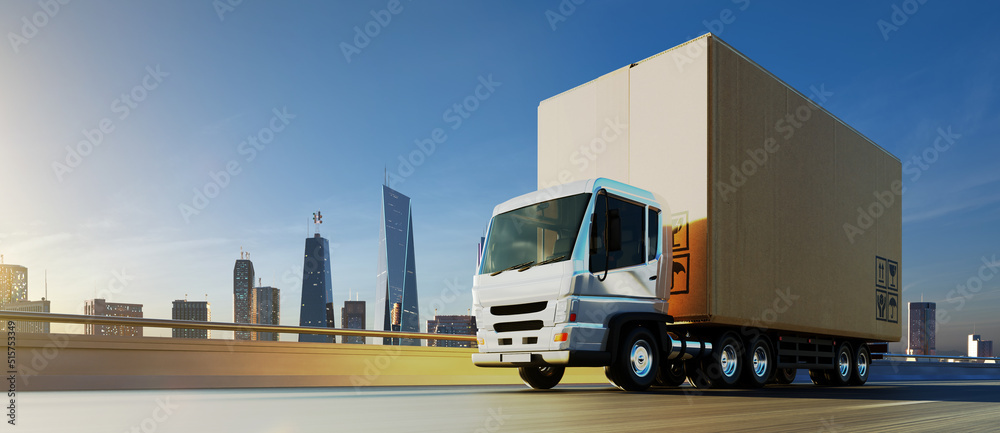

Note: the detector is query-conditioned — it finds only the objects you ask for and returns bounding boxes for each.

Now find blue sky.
[1,1,998,352]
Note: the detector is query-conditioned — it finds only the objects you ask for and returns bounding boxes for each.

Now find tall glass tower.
[298,232,334,343]
[233,253,256,341]
[375,185,419,345]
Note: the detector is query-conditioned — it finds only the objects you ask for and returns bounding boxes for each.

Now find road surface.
[16,380,1000,432]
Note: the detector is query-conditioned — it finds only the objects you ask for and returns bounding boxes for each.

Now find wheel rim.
[720,344,738,378]
[630,340,652,377]
[856,351,869,377]
[838,351,851,378]
[538,367,555,377]
[752,346,768,378]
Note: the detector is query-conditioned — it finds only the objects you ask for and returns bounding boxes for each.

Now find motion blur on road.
[19,380,1000,432]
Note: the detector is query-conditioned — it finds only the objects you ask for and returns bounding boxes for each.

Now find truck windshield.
[480,193,591,275]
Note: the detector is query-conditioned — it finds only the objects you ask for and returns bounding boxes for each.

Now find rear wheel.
[740,336,774,388]
[828,342,853,386]
[808,369,830,386]
[773,368,797,385]
[655,360,687,387]
[701,332,743,388]
[518,366,564,390]
[850,343,871,386]
[607,327,659,391]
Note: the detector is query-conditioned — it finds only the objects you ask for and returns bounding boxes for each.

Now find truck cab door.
[590,193,657,298]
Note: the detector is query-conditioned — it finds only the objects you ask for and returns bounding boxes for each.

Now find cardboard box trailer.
[537,34,902,343]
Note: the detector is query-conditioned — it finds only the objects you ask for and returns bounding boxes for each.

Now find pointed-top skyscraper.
[376,184,419,345]
[299,212,335,343]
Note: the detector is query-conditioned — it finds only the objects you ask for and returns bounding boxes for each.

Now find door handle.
[649,275,657,281]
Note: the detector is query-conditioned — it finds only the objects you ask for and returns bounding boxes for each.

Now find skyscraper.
[84,298,143,337]
[969,334,994,359]
[426,315,477,348]
[254,285,280,341]
[172,300,211,339]
[376,185,419,346]
[341,300,366,344]
[907,302,936,356]
[299,221,334,343]
[233,251,256,341]
[0,263,28,307]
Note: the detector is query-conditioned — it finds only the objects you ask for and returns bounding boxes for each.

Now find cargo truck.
[471,34,902,391]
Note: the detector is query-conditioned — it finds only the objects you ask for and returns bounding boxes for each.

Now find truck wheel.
[686,360,713,389]
[808,369,829,386]
[740,336,774,388]
[704,332,742,388]
[828,342,853,386]
[607,327,659,391]
[849,343,870,386]
[655,360,687,387]
[518,366,565,390]
[773,368,797,385]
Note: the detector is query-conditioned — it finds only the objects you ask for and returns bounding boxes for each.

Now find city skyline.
[2,2,999,352]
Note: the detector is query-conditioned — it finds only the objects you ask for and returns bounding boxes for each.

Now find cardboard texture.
[538,34,902,342]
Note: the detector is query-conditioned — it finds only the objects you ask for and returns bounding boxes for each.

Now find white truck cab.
[471,178,709,390]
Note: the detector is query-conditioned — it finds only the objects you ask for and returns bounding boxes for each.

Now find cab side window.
[591,195,646,272]
[647,208,659,262]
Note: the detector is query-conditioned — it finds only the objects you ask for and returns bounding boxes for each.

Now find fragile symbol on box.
[887,259,899,292]
[671,211,689,252]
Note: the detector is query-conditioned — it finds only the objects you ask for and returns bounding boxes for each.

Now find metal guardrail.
[0,311,477,342]
[874,353,999,362]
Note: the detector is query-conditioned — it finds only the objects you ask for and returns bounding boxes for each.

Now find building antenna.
[384,166,388,186]
[44,269,48,300]
[0,254,3,264]
[240,246,244,260]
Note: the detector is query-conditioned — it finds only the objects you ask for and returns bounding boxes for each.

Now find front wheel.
[607,327,659,391]
[518,366,564,390]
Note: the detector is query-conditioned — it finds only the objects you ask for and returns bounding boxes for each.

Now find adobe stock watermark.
[52,65,170,182]
[715,84,834,201]
[124,397,178,433]
[7,0,71,54]
[213,0,244,22]
[473,407,512,433]
[844,126,959,243]
[877,0,929,41]
[672,0,751,72]
[938,254,1000,325]
[341,0,411,63]
[388,74,501,187]
[349,344,403,393]
[544,0,587,31]
[178,107,295,223]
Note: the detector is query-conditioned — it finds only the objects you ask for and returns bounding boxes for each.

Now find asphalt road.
[17,380,1000,432]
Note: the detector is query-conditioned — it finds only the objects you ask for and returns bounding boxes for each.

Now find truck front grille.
[494,320,544,333]
[490,301,547,316]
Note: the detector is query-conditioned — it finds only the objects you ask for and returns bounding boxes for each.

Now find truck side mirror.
[607,209,622,253]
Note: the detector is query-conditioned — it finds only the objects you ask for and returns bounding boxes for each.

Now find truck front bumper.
[472,350,610,367]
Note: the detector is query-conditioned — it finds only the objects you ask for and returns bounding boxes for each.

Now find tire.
[850,343,871,386]
[703,332,743,388]
[518,366,564,390]
[773,368,797,385]
[740,336,774,388]
[655,360,687,387]
[607,327,659,391]
[686,360,713,389]
[828,342,853,386]
[808,369,829,386]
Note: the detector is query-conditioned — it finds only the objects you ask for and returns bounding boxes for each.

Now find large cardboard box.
[538,34,901,342]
